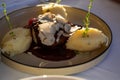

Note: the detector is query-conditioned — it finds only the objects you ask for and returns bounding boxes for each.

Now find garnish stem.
[51,0,62,7]
[1,2,13,30]
[83,0,94,37]
[1,2,15,38]
[56,0,62,4]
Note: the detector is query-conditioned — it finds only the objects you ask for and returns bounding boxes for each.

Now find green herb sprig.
[1,3,13,29]
[51,0,62,7]
[83,0,94,37]
[1,2,15,38]
[56,0,62,4]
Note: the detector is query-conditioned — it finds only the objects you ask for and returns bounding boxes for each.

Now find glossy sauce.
[25,17,82,61]
[27,42,76,61]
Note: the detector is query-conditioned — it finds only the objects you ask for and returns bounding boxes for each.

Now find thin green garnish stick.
[83,0,94,37]
[56,0,62,4]
[1,3,13,29]
[51,0,62,7]
[1,2,15,38]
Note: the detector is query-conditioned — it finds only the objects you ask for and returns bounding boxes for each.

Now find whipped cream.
[35,13,80,46]
[38,21,71,46]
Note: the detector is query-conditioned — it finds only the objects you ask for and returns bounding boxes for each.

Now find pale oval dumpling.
[42,3,67,18]
[1,28,32,56]
[66,28,108,51]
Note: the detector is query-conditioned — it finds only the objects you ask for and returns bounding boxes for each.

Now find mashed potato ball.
[1,28,32,56]
[66,28,108,51]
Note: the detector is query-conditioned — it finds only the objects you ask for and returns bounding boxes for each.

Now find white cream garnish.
[38,22,55,46]
[37,13,79,46]
[38,22,71,46]
[42,3,67,18]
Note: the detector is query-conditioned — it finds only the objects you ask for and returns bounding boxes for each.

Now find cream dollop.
[38,22,71,46]
[37,12,72,46]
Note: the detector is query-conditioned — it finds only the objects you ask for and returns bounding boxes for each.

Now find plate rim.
[20,75,84,80]
[0,4,113,69]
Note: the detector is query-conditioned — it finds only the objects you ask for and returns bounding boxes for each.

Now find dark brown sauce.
[24,19,82,61]
[26,42,76,61]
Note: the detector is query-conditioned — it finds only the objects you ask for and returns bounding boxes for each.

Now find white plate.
[0,4,112,75]
[20,75,85,80]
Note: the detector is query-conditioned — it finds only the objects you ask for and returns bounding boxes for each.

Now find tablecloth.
[0,0,120,80]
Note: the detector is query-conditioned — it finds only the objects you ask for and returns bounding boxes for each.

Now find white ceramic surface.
[20,75,85,80]
[0,4,112,75]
